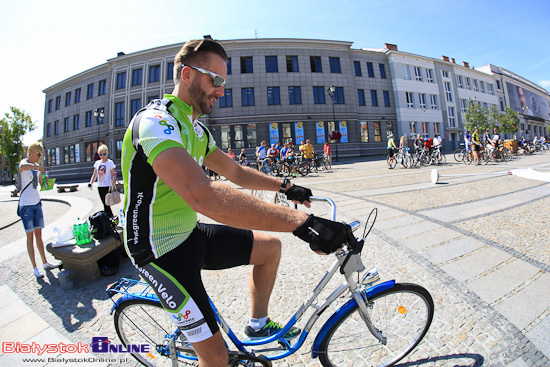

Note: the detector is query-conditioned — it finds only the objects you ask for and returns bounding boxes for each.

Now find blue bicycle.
[107,197,434,366]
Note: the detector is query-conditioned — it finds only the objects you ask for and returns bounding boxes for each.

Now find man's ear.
[180,66,193,86]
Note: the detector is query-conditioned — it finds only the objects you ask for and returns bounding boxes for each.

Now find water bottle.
[83,221,91,243]
[119,209,125,227]
[73,219,82,245]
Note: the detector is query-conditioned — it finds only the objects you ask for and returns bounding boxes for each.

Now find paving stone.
[441,247,512,282]
[421,237,484,264]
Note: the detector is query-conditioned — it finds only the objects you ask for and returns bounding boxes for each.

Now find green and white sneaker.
[244,318,301,340]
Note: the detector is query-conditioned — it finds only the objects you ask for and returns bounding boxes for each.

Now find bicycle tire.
[387,157,397,169]
[297,161,310,176]
[318,283,434,367]
[437,153,446,165]
[325,158,332,170]
[114,299,197,367]
[403,155,413,168]
[453,149,465,162]
[464,151,473,165]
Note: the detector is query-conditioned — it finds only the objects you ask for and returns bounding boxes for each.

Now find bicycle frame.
[108,197,396,364]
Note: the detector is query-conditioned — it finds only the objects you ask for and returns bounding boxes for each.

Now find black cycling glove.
[293,214,348,254]
[285,185,312,204]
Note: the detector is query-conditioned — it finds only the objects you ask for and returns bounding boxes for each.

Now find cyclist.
[387,134,396,168]
[413,134,424,162]
[120,39,350,367]
[302,139,315,169]
[323,141,332,166]
[267,143,279,161]
[256,141,268,171]
[471,127,481,165]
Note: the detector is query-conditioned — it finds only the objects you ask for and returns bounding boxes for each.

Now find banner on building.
[339,121,348,143]
[506,81,549,120]
[295,122,304,144]
[316,121,325,144]
[269,123,279,145]
[75,144,80,163]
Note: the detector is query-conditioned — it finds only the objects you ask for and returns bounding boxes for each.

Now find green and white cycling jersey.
[121,94,217,266]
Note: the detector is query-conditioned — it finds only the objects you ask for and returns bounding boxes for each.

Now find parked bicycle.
[388,147,413,169]
[107,197,434,367]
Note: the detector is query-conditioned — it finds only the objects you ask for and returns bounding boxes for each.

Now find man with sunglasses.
[121,38,350,367]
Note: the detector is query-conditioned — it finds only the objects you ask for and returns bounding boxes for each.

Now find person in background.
[323,141,332,166]
[238,148,248,166]
[18,142,57,278]
[88,144,116,217]
[433,133,443,149]
[387,134,396,168]
[302,139,315,168]
[226,148,235,160]
[471,127,481,165]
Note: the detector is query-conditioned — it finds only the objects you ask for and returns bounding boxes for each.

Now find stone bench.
[46,230,123,281]
[57,184,79,193]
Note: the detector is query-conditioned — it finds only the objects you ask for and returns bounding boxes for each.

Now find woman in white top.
[88,145,116,217]
[19,142,57,277]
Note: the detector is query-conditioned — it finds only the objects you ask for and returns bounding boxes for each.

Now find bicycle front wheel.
[114,299,197,367]
[318,283,433,367]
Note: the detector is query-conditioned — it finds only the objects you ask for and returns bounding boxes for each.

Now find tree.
[499,107,519,136]
[464,99,489,132]
[0,107,37,176]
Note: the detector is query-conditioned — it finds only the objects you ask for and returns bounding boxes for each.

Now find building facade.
[42,38,550,181]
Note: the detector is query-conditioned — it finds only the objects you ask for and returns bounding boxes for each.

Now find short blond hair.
[27,142,44,156]
[98,144,108,154]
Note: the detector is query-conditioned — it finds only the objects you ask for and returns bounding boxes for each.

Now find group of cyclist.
[239,139,332,177]
[387,132,443,168]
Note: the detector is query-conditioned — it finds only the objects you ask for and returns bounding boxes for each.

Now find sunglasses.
[184,65,226,87]
[35,151,42,157]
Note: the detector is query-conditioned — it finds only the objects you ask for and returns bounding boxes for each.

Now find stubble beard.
[189,78,212,115]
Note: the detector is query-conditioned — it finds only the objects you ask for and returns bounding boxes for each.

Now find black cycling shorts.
[139,222,254,343]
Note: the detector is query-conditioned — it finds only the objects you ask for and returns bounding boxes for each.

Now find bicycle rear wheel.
[453,149,464,162]
[114,299,197,366]
[297,161,310,176]
[318,283,433,367]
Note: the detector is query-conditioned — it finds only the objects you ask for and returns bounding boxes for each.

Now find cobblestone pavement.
[0,151,549,366]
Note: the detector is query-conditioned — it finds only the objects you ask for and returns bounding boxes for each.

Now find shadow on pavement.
[396,353,485,366]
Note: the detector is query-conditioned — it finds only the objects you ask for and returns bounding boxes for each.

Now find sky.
[1,0,549,145]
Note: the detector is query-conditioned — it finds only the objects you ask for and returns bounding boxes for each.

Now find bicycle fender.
[310,280,395,358]
[110,293,159,313]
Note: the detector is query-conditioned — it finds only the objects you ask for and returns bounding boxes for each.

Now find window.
[289,86,302,104]
[434,122,440,134]
[488,84,494,95]
[374,122,381,142]
[448,107,456,128]
[430,94,438,109]
[73,114,79,130]
[227,58,232,74]
[370,90,378,106]
[149,65,160,83]
[241,88,255,106]
[85,111,93,127]
[466,77,472,90]
[310,56,322,72]
[54,120,59,135]
[334,87,345,104]
[444,82,453,102]
[406,92,414,108]
[379,64,386,79]
[241,57,253,73]
[460,99,468,112]
[499,96,505,111]
[55,96,61,110]
[361,121,369,142]
[64,117,70,132]
[367,62,374,77]
[354,61,362,76]
[116,72,126,89]
[422,122,429,139]
[286,56,299,72]
[132,69,143,86]
[496,80,502,90]
[247,124,257,148]
[313,86,326,104]
[483,102,488,109]
[65,92,71,106]
[233,125,244,149]
[267,87,280,105]
[329,57,341,73]
[64,145,75,164]
[116,140,123,158]
[98,79,106,95]
[74,88,81,103]
[473,79,478,92]
[166,62,174,80]
[131,98,142,117]
[414,66,422,81]
[148,96,159,103]
[220,89,232,107]
[442,70,449,78]
[480,81,485,93]
[410,121,417,135]
[46,123,51,137]
[383,91,391,107]
[386,121,393,140]
[281,123,292,144]
[87,83,94,99]
[358,89,365,106]
[419,93,426,109]
[402,65,411,80]
[47,99,52,113]
[115,102,125,127]
[426,68,434,83]
[265,56,278,72]
[457,75,464,88]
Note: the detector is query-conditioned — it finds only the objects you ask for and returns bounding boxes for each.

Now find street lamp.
[327,85,339,162]
[93,108,104,160]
